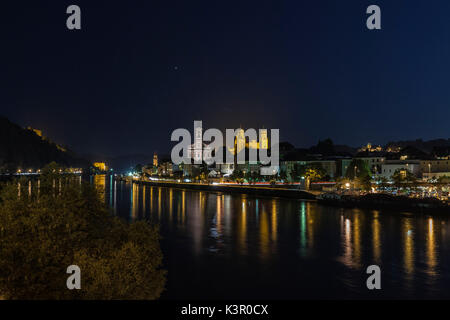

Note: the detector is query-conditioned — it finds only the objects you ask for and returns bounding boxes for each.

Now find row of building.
[143,153,450,181]
[143,138,450,181]
[282,157,450,181]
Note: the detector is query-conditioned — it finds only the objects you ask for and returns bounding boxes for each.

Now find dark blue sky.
[1,0,449,156]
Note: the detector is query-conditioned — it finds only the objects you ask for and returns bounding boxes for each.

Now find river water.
[95,175,450,299]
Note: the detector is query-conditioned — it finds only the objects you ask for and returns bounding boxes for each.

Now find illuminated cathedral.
[227,128,269,155]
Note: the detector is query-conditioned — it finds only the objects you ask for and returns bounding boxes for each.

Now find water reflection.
[353,211,361,267]
[93,175,106,201]
[341,217,353,268]
[372,211,381,263]
[239,198,247,254]
[259,204,270,259]
[426,218,437,278]
[403,218,415,278]
[271,200,277,243]
[102,181,450,299]
[299,202,307,256]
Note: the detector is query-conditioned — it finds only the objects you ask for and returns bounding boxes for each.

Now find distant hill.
[385,139,450,154]
[0,116,89,172]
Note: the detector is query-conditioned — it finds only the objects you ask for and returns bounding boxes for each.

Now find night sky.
[1,0,450,157]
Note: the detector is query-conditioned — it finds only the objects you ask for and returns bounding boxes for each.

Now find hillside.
[385,139,450,154]
[0,116,89,172]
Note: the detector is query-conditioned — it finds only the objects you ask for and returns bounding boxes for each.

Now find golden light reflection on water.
[113,179,117,214]
[239,198,247,254]
[426,218,437,276]
[260,204,269,259]
[150,187,153,213]
[216,195,222,235]
[181,191,186,225]
[372,211,381,263]
[158,188,161,218]
[224,195,231,237]
[191,192,203,255]
[271,200,277,242]
[131,183,139,219]
[94,175,106,201]
[339,210,363,269]
[142,186,146,213]
[403,218,415,277]
[116,184,449,293]
[341,217,353,268]
[353,211,361,267]
[169,189,173,223]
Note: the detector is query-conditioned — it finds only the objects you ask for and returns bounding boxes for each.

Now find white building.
[355,156,385,174]
[380,160,421,179]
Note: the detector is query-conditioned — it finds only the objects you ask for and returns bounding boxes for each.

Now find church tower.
[236,128,245,154]
[260,129,268,149]
[153,153,158,167]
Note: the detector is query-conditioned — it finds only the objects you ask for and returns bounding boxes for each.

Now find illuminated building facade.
[355,156,385,174]
[358,143,382,153]
[27,127,43,138]
[380,160,420,179]
[420,160,450,180]
[93,162,108,171]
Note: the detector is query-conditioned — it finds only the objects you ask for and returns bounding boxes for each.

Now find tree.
[134,164,143,174]
[438,175,450,184]
[376,176,389,190]
[291,164,302,182]
[231,169,244,184]
[357,174,372,191]
[250,171,260,184]
[310,139,334,156]
[279,171,289,184]
[244,171,259,185]
[391,168,417,188]
[0,165,166,299]
[191,165,201,181]
[200,165,209,182]
[391,169,404,187]
[302,163,326,182]
[345,159,371,180]
[404,170,417,184]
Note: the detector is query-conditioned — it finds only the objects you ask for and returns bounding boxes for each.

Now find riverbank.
[117,177,450,214]
[318,193,450,214]
[130,179,317,200]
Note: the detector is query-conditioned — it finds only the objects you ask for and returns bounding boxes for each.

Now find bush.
[0,165,166,299]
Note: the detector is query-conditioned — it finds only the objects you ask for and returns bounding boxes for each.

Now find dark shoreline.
[119,177,450,215]
[130,179,317,200]
[318,193,450,215]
